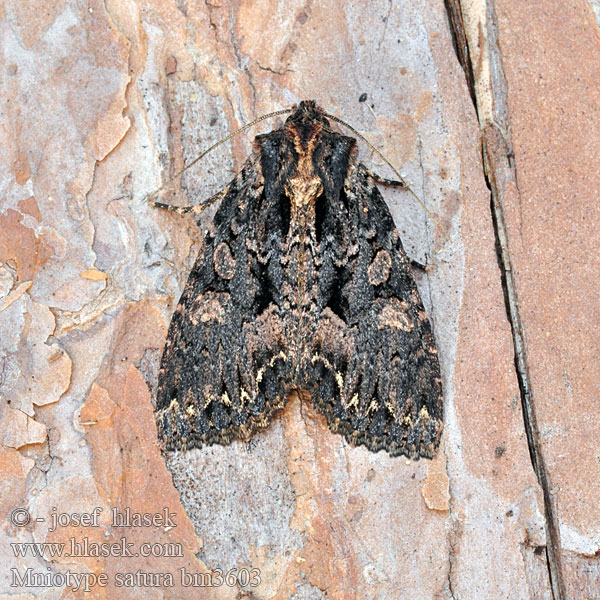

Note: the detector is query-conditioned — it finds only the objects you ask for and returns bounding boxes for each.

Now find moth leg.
[150,186,230,215]
[364,167,406,188]
[410,257,429,272]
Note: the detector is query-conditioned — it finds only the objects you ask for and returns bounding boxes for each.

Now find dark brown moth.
[153,100,443,459]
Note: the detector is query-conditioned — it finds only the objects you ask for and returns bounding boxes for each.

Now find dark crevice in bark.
[443,2,567,599]
[485,135,566,600]
[443,0,477,109]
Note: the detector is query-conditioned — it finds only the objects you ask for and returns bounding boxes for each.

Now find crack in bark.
[98,0,133,164]
[228,7,257,113]
[443,1,567,598]
[445,478,461,600]
[447,535,458,600]
[255,60,294,76]
[443,0,476,109]
[486,133,566,600]
[377,0,393,51]
[205,0,225,45]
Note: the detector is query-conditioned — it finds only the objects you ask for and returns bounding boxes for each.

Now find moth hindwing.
[154,100,443,459]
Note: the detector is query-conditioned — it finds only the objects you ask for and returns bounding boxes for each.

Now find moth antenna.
[323,112,435,221]
[146,107,293,205]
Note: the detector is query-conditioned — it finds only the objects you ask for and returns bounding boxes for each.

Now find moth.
[153,100,443,459]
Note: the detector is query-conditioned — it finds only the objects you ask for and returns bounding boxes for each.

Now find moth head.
[286,100,331,129]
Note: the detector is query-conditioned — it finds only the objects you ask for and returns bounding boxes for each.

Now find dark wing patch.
[303,165,443,459]
[155,158,293,450]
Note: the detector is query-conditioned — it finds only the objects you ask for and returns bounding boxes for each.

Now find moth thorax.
[285,122,323,208]
[284,170,323,208]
